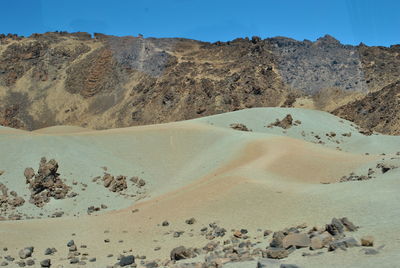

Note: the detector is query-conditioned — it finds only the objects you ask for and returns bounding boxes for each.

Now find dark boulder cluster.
[24,157,71,207]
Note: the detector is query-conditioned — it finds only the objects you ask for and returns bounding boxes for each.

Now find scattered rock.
[361,236,374,247]
[19,247,34,259]
[162,220,169,226]
[40,259,51,267]
[230,123,251,131]
[119,255,135,266]
[185,217,196,225]
[44,248,57,255]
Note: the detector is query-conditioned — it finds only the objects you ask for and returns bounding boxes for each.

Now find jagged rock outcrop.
[24,157,71,207]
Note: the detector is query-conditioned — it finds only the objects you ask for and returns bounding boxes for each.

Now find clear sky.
[1,0,399,46]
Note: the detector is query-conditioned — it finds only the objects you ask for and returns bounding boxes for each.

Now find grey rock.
[44,248,57,255]
[67,240,75,247]
[40,259,51,267]
[19,247,34,259]
[328,237,359,251]
[119,255,135,266]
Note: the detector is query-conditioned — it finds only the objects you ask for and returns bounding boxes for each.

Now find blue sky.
[1,0,399,46]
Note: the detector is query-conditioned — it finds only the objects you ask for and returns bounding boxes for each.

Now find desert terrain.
[0,107,399,267]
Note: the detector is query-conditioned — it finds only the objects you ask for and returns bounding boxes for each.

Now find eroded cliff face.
[0,32,399,133]
[333,80,400,135]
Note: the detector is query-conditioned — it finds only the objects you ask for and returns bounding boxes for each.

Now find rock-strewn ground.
[0,108,399,267]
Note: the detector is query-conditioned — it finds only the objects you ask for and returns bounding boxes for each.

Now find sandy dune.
[0,108,399,267]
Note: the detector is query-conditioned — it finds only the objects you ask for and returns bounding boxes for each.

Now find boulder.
[119,255,135,266]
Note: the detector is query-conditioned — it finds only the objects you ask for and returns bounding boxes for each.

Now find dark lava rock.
[119,255,135,266]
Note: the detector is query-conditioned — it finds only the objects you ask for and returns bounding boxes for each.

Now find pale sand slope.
[0,108,399,267]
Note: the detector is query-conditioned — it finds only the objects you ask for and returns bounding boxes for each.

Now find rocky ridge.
[0,32,400,134]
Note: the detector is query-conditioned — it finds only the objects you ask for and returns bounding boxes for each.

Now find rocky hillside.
[0,32,399,133]
[333,80,400,135]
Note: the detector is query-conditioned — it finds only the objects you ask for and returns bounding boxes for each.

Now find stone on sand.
[119,255,135,266]
[361,236,374,247]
